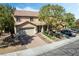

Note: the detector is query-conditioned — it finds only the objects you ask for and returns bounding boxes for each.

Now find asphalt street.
[39,39,79,56]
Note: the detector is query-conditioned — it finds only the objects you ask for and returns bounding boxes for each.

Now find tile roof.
[14,10,39,17]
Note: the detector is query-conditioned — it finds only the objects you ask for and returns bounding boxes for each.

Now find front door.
[37,26,43,33]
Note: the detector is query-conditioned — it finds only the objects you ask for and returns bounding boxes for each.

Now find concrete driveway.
[0,35,47,54]
[26,35,47,48]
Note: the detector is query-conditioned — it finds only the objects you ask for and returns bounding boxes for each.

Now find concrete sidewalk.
[1,36,79,56]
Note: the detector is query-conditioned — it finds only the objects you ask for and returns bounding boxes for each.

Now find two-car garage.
[19,27,36,36]
[16,22,37,36]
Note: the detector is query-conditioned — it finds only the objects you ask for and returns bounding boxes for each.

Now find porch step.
[37,33,53,43]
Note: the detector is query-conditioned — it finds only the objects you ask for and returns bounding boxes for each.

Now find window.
[16,17,21,22]
[30,17,33,21]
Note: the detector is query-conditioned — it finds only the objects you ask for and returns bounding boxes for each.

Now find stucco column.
[14,26,16,34]
[34,27,37,34]
[13,15,17,34]
[41,25,44,32]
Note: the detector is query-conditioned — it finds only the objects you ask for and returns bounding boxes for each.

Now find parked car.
[60,29,76,37]
[71,28,79,33]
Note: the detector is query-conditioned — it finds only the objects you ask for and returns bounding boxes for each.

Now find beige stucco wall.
[32,18,39,22]
[15,17,30,25]
[20,17,30,22]
[14,16,39,25]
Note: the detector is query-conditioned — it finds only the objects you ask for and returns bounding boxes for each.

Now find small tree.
[0,4,15,37]
[39,4,65,33]
[64,13,76,28]
[39,4,52,32]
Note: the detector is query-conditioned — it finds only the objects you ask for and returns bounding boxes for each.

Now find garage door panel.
[24,29,34,36]
[19,28,35,36]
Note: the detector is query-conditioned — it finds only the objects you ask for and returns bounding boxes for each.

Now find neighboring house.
[14,10,47,36]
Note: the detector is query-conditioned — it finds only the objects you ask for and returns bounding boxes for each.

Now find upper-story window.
[30,17,33,21]
[16,17,21,22]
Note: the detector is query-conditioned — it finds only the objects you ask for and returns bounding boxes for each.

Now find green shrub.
[43,31,56,39]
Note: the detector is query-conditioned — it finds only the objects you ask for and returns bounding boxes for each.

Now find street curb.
[1,36,79,56]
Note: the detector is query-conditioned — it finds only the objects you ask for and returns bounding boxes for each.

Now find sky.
[8,3,79,19]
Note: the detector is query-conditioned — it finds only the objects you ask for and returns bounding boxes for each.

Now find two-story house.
[14,10,47,36]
